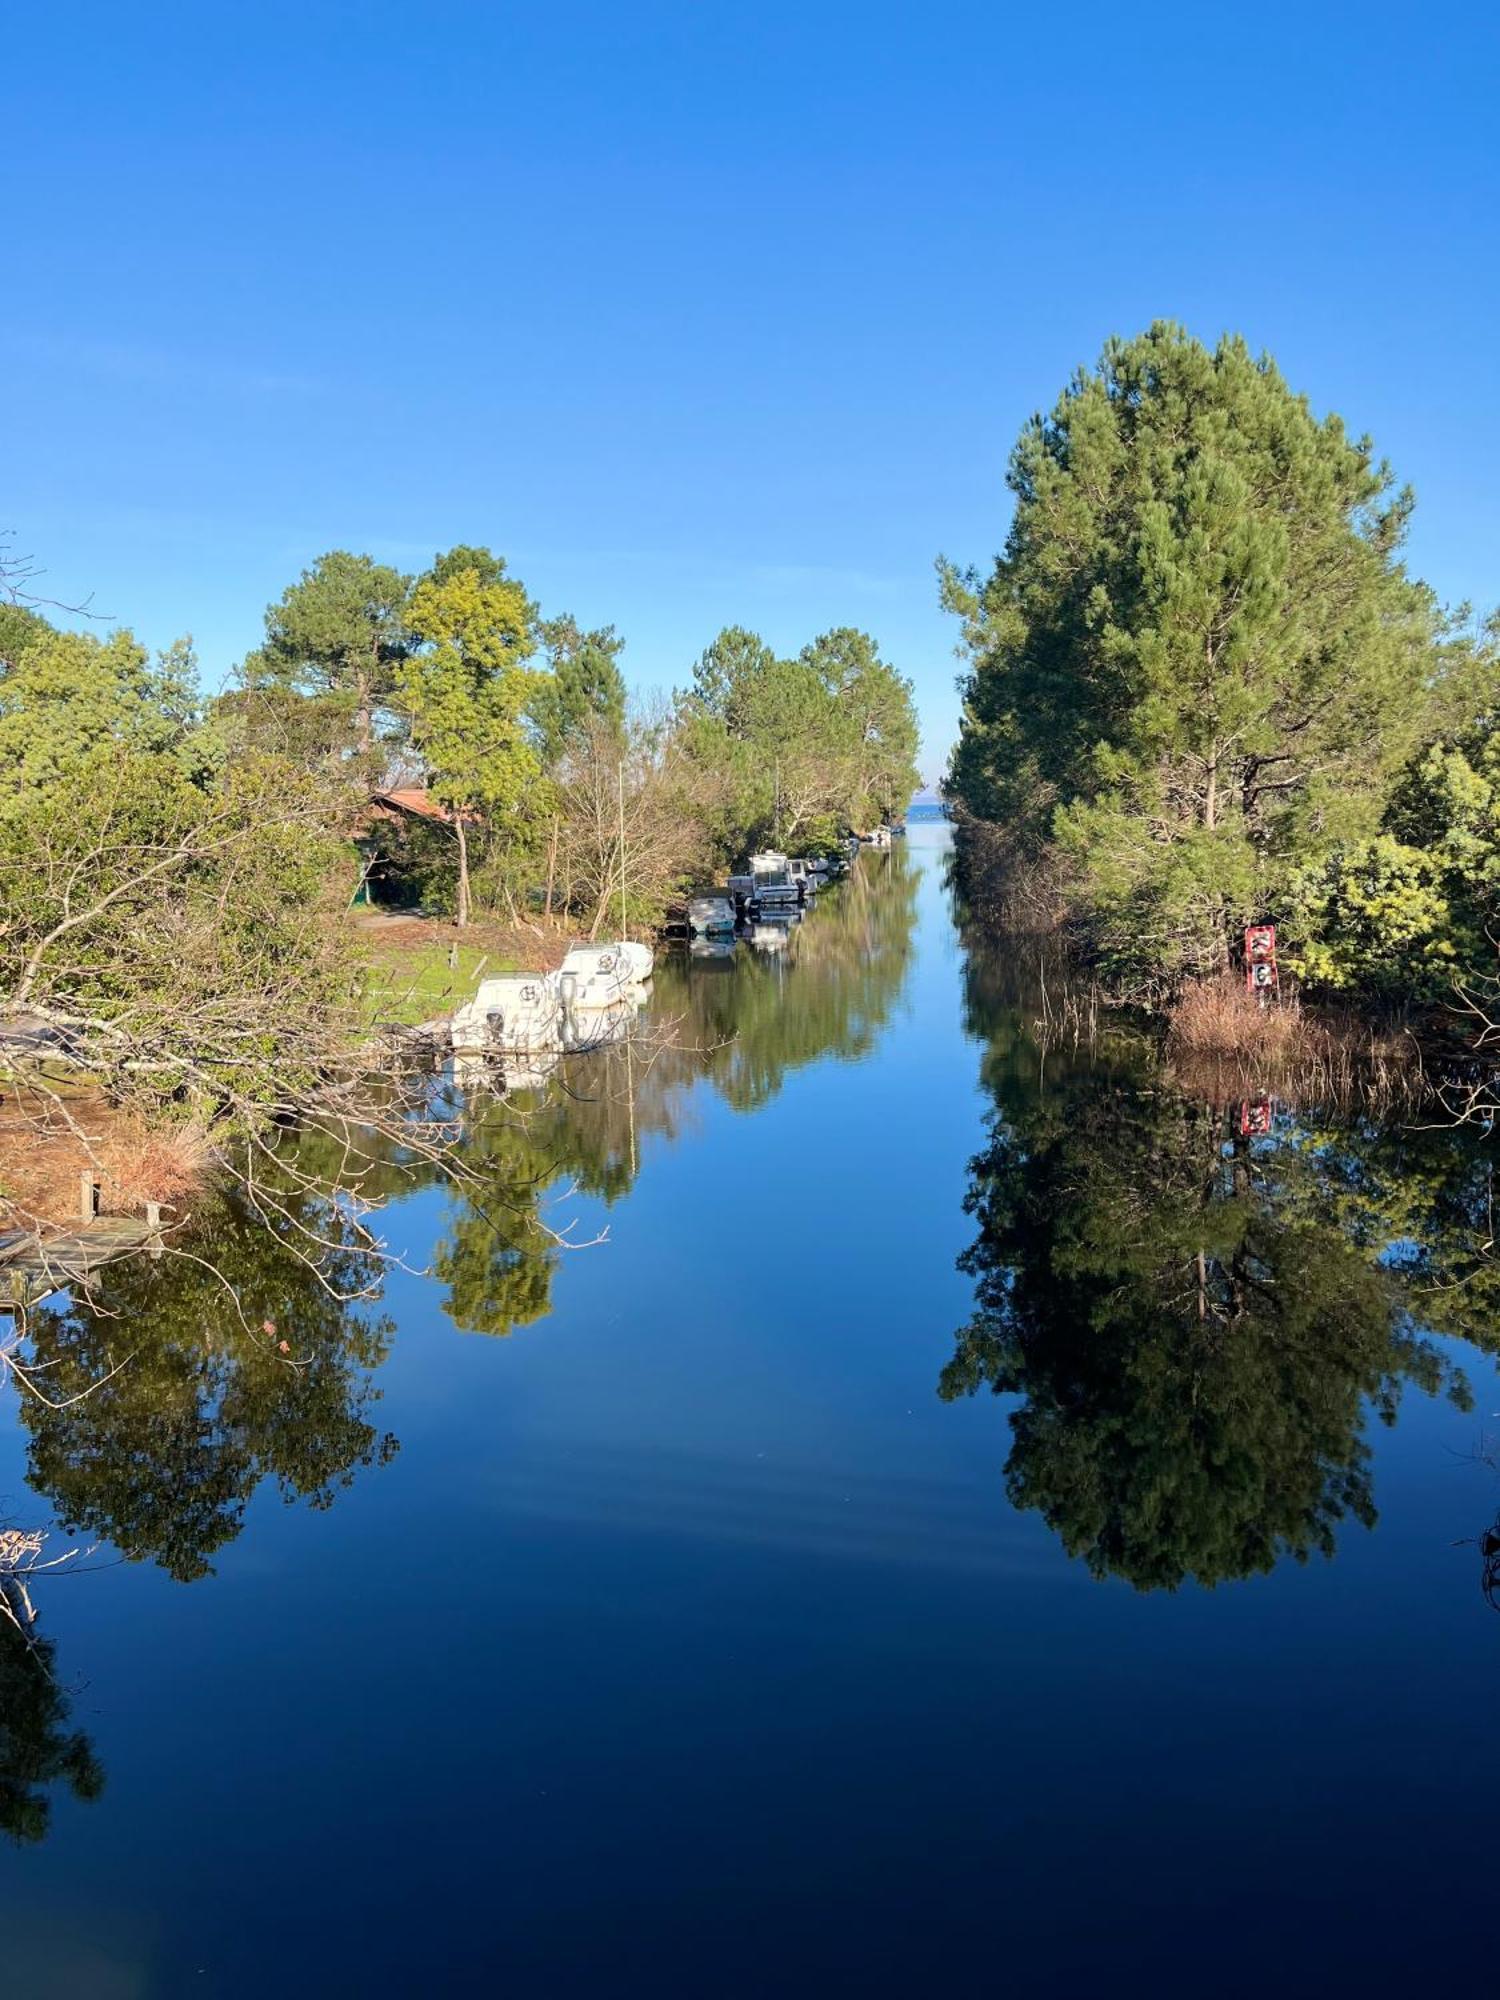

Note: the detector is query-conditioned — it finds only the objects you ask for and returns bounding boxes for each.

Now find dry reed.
[1165,975,1427,1111]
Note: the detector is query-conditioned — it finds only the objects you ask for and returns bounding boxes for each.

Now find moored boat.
[560,940,654,1009]
[687,893,737,936]
[748,850,801,910]
[451,973,566,1053]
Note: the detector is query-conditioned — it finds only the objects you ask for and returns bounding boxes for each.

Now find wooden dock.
[0,1218,162,1314]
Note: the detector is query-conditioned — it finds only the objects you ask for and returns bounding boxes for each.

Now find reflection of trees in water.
[0,1609,104,1844]
[0,1181,398,1843]
[20,1188,397,1582]
[417,851,921,1337]
[11,857,920,1585]
[1483,1513,1500,1611]
[947,967,1494,1591]
[652,851,920,1113]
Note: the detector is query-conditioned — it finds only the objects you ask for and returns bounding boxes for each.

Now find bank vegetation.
[943,322,1499,1078]
[0,536,918,1234]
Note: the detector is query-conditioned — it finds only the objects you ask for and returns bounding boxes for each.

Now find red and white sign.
[1244,923,1278,994]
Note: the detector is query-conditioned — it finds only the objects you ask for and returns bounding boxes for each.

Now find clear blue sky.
[9,1,1497,777]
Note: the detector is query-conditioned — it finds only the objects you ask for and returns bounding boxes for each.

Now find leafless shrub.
[949,808,1067,933]
[550,700,715,939]
[0,1524,90,1653]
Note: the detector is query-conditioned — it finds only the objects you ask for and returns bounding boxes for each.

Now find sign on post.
[1238,1096,1274,1138]
[1244,923,1278,997]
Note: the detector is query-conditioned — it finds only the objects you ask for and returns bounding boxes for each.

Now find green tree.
[0,624,200,789]
[0,623,361,1127]
[677,623,919,857]
[0,599,54,670]
[1285,835,1456,995]
[945,323,1448,989]
[689,625,777,723]
[798,627,920,828]
[245,550,412,762]
[1282,612,1500,997]
[531,614,627,768]
[397,552,542,927]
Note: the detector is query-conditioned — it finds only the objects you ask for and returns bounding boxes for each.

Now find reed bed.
[1164,975,1429,1113]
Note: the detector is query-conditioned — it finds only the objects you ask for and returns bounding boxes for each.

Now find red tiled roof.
[370,788,456,825]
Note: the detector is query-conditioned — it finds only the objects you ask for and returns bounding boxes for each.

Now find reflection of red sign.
[1238,1097,1274,1137]
[1244,923,1279,994]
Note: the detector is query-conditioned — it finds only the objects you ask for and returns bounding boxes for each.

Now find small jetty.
[0,1178,171,1314]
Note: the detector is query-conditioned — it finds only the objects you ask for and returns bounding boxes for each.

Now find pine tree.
[945,323,1446,986]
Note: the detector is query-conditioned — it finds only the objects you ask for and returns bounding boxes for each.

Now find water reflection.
[422,849,920,1335]
[12,850,923,1594]
[947,937,1493,1591]
[0,1611,103,1844]
[21,1188,398,1582]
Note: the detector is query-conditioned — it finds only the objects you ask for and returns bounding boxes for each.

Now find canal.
[2,811,1498,1994]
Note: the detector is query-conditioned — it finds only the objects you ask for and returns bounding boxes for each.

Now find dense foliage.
[0,536,920,1135]
[680,623,920,859]
[231,547,919,933]
[0,615,359,1125]
[945,322,1496,1004]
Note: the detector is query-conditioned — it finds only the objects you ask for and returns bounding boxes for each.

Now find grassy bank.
[353,917,567,1029]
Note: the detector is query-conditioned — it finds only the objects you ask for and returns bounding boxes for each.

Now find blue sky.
[9,1,1497,777]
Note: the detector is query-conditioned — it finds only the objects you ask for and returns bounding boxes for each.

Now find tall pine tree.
[944,323,1446,986]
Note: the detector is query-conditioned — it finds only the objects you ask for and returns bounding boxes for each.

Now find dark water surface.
[3,814,1499,1995]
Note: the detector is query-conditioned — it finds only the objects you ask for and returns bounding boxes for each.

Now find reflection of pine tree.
[21,1190,397,1581]
[947,1045,1470,1591]
[1276,1124,1500,1353]
[0,1609,104,1844]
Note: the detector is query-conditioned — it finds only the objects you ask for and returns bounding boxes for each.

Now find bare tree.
[553,698,713,938]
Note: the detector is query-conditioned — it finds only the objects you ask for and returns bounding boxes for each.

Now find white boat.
[748,850,801,910]
[687,893,737,937]
[787,857,820,896]
[451,968,649,1054]
[566,992,646,1048]
[560,940,654,1009]
[451,973,566,1053]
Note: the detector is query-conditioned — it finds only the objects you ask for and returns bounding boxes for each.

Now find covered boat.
[748,851,801,910]
[450,973,566,1053]
[559,940,654,1009]
[687,893,737,936]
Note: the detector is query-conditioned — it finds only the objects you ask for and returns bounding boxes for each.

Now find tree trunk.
[357,673,374,761]
[454,816,470,929]
[543,816,559,920]
[587,870,608,942]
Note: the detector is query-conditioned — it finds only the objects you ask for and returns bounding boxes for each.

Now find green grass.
[357,939,513,1029]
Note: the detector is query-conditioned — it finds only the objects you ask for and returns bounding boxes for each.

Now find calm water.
[3,814,1499,1995]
